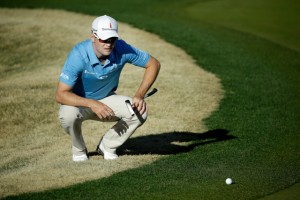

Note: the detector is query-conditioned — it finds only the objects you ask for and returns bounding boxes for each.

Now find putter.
[125,88,158,116]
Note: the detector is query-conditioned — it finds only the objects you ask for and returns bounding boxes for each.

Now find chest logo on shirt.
[84,70,96,75]
[83,64,119,80]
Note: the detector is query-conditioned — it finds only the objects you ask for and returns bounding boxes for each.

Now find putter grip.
[145,88,158,98]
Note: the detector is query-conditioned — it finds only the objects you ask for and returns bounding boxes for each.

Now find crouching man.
[55,15,160,161]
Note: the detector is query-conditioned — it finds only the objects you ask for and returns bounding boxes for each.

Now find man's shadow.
[116,129,235,155]
[89,129,235,156]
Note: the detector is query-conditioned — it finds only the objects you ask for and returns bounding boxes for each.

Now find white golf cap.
[92,15,119,40]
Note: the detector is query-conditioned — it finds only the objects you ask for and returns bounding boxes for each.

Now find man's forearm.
[56,91,95,108]
[135,56,160,98]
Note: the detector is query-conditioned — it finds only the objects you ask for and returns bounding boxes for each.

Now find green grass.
[1,0,299,199]
[185,0,300,52]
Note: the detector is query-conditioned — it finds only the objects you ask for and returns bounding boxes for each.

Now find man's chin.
[102,50,112,56]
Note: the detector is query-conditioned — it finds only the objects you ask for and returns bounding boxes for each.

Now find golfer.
[55,15,160,161]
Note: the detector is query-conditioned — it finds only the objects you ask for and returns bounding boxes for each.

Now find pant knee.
[131,109,148,127]
[58,105,82,130]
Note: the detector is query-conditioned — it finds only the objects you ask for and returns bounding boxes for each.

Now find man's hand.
[89,100,115,120]
[56,82,115,120]
[132,96,147,115]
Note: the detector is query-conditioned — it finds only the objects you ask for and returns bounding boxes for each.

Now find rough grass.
[0,8,223,198]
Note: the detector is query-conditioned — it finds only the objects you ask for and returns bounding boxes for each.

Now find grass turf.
[0,0,299,199]
[185,0,300,52]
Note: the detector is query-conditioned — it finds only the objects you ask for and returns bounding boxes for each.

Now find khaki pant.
[58,95,147,156]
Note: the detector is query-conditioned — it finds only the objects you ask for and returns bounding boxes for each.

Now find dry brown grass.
[0,8,224,197]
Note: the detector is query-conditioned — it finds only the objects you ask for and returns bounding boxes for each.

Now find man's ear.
[91,32,96,42]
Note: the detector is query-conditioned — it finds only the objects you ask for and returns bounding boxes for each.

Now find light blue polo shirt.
[59,39,150,100]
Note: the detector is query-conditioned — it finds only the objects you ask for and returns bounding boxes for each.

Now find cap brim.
[99,31,119,40]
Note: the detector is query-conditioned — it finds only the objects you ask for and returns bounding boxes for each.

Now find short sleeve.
[116,40,150,67]
[59,47,84,87]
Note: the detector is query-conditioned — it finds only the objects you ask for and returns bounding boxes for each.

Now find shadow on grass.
[89,129,236,157]
[119,129,236,155]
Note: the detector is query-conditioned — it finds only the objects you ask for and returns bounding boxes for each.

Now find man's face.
[92,34,117,58]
